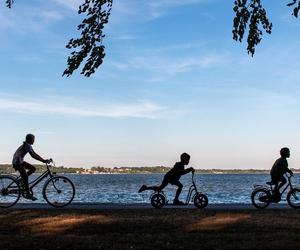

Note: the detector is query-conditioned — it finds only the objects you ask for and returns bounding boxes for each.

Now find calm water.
[23,173,300,204]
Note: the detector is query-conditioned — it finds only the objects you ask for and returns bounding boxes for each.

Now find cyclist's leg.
[15,164,30,193]
[278,175,287,191]
[271,174,280,195]
[23,161,36,176]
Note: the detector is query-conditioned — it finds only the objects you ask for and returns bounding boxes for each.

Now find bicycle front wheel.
[193,193,208,209]
[43,176,75,208]
[0,176,20,208]
[287,188,300,209]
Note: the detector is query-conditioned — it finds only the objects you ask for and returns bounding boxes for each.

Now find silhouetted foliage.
[287,0,300,17]
[3,1,300,76]
[232,0,272,56]
[63,0,113,77]
[3,0,112,77]
[5,0,13,8]
[0,164,84,174]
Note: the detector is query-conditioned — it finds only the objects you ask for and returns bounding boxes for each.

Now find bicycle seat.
[266,181,275,185]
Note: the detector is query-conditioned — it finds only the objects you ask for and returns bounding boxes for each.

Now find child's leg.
[156,177,169,191]
[172,180,183,201]
[278,176,287,191]
[139,176,169,192]
[23,162,36,176]
[17,165,30,193]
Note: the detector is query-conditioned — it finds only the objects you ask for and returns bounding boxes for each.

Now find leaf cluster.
[232,0,272,56]
[3,0,300,76]
[63,0,113,77]
[5,0,13,8]
[233,0,300,56]
[287,0,300,17]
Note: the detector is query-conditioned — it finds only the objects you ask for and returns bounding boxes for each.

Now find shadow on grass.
[0,209,300,249]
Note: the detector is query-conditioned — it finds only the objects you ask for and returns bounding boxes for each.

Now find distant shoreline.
[1,164,299,175]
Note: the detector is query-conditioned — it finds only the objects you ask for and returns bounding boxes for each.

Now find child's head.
[280,147,290,158]
[180,152,190,165]
[25,134,35,145]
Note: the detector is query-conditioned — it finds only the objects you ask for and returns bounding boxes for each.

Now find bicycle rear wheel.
[43,176,75,208]
[287,188,300,209]
[251,189,271,209]
[0,176,20,208]
[150,193,166,208]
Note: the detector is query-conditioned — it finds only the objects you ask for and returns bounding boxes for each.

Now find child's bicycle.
[251,173,300,209]
[150,172,208,209]
[0,159,75,208]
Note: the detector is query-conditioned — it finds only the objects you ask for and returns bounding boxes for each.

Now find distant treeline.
[90,166,171,174]
[1,164,300,174]
[90,166,300,174]
[0,164,84,174]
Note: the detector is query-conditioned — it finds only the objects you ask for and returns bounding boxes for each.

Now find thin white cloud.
[40,10,64,21]
[52,0,82,11]
[147,0,207,18]
[109,0,209,25]
[144,42,205,53]
[0,98,164,119]
[110,34,137,41]
[111,52,228,75]
[14,55,44,63]
[0,5,65,34]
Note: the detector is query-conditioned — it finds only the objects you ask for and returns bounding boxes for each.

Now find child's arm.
[29,150,48,163]
[182,167,194,175]
[287,168,293,176]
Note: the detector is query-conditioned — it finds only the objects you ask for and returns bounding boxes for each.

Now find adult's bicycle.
[251,173,300,209]
[0,159,75,208]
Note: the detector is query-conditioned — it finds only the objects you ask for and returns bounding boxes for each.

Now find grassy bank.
[0,208,299,249]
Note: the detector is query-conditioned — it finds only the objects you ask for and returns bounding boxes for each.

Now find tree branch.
[5,0,13,8]
[232,0,272,56]
[63,0,113,77]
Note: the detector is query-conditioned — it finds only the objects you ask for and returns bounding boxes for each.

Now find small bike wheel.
[287,188,300,209]
[0,176,20,208]
[193,193,208,209]
[251,189,271,209]
[43,176,75,208]
[151,193,166,209]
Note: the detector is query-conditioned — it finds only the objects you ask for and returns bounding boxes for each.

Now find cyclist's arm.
[29,150,47,163]
[287,168,293,176]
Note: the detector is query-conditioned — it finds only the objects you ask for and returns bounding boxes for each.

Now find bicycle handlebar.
[45,158,54,167]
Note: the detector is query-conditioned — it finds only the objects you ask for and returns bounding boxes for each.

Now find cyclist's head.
[180,152,190,164]
[280,147,290,158]
[25,134,35,145]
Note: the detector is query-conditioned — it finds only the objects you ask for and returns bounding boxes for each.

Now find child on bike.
[138,153,195,205]
[12,134,51,200]
[270,147,293,199]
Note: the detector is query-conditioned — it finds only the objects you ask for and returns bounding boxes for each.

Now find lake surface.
[23,173,300,204]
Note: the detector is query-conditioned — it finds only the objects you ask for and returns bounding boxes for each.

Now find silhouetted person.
[270,147,293,199]
[138,153,194,205]
[12,134,51,200]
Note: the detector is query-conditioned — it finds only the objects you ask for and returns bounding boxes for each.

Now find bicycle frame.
[184,173,199,204]
[267,174,294,197]
[8,163,55,192]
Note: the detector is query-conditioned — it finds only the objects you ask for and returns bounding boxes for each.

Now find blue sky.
[1,0,300,169]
